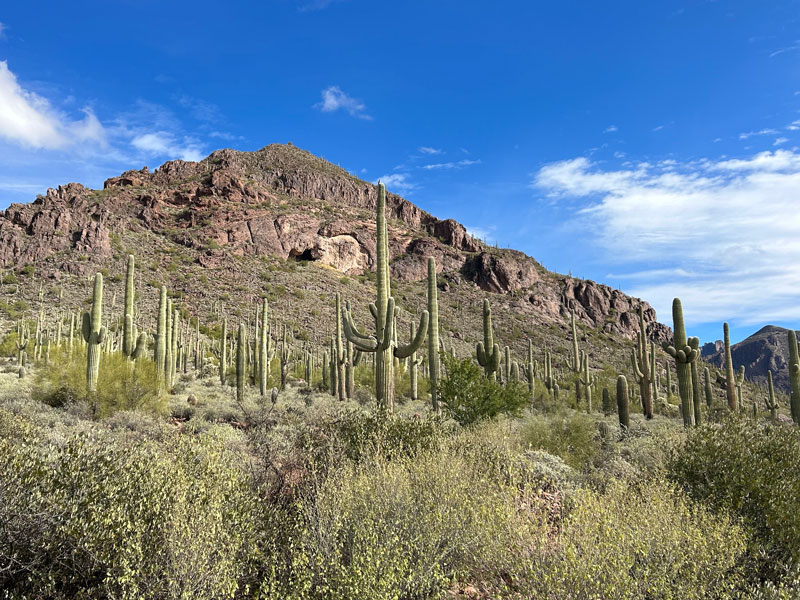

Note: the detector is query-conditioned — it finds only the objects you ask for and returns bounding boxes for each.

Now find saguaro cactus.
[735,366,746,411]
[408,322,423,400]
[578,352,596,413]
[570,310,583,401]
[723,322,738,411]
[82,273,106,394]
[427,257,441,413]
[523,338,535,400]
[476,299,500,380]
[341,182,429,412]
[602,386,613,415]
[236,323,247,403]
[335,293,346,401]
[155,286,167,381]
[788,330,800,424]
[662,298,699,427]
[236,323,247,402]
[704,367,714,408]
[766,370,778,420]
[617,375,629,429]
[259,299,269,396]
[630,306,654,419]
[122,255,136,358]
[691,360,702,426]
[220,318,228,386]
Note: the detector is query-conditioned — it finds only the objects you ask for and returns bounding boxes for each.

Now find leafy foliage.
[438,354,529,426]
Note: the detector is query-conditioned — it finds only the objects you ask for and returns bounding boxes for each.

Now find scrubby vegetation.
[1,181,799,598]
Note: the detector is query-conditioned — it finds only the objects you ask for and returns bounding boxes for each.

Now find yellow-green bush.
[521,411,604,470]
[520,478,747,599]
[32,347,166,417]
[0,430,261,599]
[269,447,545,599]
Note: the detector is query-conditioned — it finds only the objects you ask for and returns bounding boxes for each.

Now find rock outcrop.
[0,142,668,344]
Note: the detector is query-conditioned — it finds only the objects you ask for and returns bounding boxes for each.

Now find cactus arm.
[395,311,429,359]
[342,306,378,352]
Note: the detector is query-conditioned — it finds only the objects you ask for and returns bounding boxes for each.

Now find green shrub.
[520,478,747,599]
[0,432,261,598]
[521,412,603,470]
[272,448,543,599]
[439,355,529,426]
[669,416,800,568]
[32,347,166,417]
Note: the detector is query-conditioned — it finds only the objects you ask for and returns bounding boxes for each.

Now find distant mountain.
[702,325,794,392]
[0,143,671,380]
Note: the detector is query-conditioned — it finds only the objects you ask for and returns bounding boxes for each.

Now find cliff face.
[0,143,669,350]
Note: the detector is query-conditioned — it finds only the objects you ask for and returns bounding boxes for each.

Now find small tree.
[439,355,529,426]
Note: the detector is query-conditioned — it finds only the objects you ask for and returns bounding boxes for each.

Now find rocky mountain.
[703,325,795,393]
[0,143,671,377]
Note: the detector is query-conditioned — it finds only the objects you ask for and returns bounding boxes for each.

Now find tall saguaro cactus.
[578,351,596,413]
[259,299,269,396]
[341,182,429,412]
[630,306,654,419]
[236,323,247,403]
[735,366,746,411]
[476,299,500,380]
[662,298,699,427]
[155,286,167,386]
[788,330,800,424]
[122,255,135,358]
[427,257,441,413]
[82,273,106,394]
[617,375,629,429]
[723,322,738,411]
[766,370,778,420]
[704,367,714,408]
[335,293,347,401]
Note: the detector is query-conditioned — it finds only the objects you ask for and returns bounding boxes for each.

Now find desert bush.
[521,411,604,470]
[32,347,166,417]
[520,478,747,599]
[0,431,261,599]
[669,416,800,568]
[270,447,544,599]
[439,355,529,426]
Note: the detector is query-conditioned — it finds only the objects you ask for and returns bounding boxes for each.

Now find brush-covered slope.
[0,143,670,378]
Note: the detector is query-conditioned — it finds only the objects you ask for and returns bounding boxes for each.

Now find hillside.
[0,143,672,383]
[703,325,795,393]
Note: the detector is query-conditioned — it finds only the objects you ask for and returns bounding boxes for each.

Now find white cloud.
[376,173,415,193]
[738,128,778,140]
[0,61,105,149]
[774,137,790,146]
[422,158,481,170]
[652,125,664,132]
[314,86,372,120]
[131,132,205,161]
[604,125,618,133]
[533,150,800,327]
[418,146,442,155]
[788,120,800,131]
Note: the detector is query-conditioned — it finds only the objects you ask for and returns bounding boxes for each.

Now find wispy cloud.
[422,158,481,170]
[131,132,204,162]
[376,173,415,193]
[604,125,618,133]
[769,41,800,58]
[0,22,6,39]
[652,125,665,132]
[0,61,105,149]
[533,149,800,326]
[418,146,442,155]
[788,120,800,131]
[314,86,372,120]
[774,137,789,146]
[739,128,779,140]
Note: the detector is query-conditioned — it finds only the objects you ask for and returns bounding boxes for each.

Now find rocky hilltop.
[703,325,796,393]
[0,143,670,370]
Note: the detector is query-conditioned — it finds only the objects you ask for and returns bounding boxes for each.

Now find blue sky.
[1,1,800,344]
